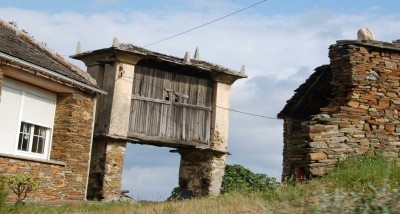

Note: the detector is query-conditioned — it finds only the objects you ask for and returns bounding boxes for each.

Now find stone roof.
[277,65,333,119]
[72,43,247,79]
[333,39,400,52]
[0,19,97,87]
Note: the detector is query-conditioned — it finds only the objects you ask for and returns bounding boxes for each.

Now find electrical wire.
[119,75,279,120]
[144,0,268,47]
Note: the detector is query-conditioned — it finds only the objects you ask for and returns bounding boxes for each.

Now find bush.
[8,174,39,204]
[0,175,8,207]
[221,164,279,194]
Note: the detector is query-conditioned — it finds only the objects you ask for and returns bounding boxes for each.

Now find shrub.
[8,174,39,204]
[221,164,278,194]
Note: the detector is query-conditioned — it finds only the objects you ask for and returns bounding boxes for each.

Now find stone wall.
[282,119,311,180]
[87,139,126,201]
[0,155,65,201]
[178,149,226,197]
[282,41,400,180]
[51,90,95,200]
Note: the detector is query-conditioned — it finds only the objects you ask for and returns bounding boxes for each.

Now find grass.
[2,154,400,213]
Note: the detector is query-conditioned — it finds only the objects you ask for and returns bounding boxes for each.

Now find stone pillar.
[178,80,232,197]
[178,149,226,197]
[87,139,126,200]
[85,61,136,200]
[87,62,135,137]
[210,81,232,151]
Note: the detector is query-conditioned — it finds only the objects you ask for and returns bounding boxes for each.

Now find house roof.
[71,43,247,79]
[277,65,333,119]
[0,19,102,93]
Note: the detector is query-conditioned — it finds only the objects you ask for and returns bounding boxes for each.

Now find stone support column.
[178,149,226,197]
[178,80,232,197]
[85,60,136,200]
[87,139,127,200]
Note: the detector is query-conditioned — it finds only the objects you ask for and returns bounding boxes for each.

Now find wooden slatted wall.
[128,64,212,145]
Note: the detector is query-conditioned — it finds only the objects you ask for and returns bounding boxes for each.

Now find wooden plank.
[132,95,172,105]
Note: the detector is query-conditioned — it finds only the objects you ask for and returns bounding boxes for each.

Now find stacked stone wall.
[52,90,95,200]
[87,140,126,201]
[0,156,65,201]
[178,149,226,197]
[283,43,400,179]
[282,119,311,179]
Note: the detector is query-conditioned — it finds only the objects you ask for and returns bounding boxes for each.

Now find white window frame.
[1,78,56,160]
[15,121,52,159]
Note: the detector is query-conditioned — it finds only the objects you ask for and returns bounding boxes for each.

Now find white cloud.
[0,5,399,200]
[122,166,179,201]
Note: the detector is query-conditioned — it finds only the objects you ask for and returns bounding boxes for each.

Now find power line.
[119,75,279,120]
[144,0,268,47]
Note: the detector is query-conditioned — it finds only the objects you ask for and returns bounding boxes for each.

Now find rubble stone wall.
[0,155,65,202]
[283,42,400,179]
[178,149,226,197]
[52,90,95,200]
[282,118,311,180]
[87,139,126,201]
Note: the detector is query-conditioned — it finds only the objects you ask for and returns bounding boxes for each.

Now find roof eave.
[0,51,107,95]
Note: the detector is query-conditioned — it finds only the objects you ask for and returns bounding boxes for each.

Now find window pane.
[20,122,30,134]
[18,123,31,151]
[38,127,46,137]
[32,136,38,153]
[18,122,48,155]
[31,135,45,154]
[37,137,44,154]
[18,133,29,151]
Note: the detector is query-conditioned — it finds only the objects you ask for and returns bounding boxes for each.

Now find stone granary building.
[72,40,246,200]
[278,30,400,180]
[0,20,105,202]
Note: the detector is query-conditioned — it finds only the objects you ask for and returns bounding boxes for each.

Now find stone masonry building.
[0,20,105,202]
[72,40,246,200]
[278,30,400,180]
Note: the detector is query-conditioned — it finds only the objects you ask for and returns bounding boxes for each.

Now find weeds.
[3,155,400,213]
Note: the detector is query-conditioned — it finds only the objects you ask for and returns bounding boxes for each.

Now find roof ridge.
[0,18,95,85]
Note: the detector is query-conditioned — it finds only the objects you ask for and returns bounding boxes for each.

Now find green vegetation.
[0,175,8,207]
[168,164,278,200]
[8,174,39,204]
[2,155,400,213]
[221,164,279,194]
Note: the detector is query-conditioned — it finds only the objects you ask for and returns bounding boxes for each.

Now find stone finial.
[184,51,190,63]
[194,47,200,60]
[112,37,120,48]
[240,65,246,74]
[357,28,375,41]
[75,41,82,54]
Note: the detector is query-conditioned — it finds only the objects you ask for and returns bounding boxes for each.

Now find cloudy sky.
[1,0,400,201]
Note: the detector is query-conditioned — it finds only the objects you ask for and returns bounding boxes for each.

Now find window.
[18,122,49,154]
[0,78,56,159]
